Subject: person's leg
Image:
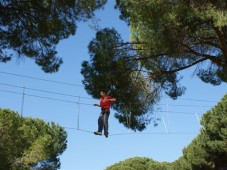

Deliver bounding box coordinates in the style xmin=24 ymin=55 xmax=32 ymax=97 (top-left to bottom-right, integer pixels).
xmin=103 ymin=110 xmax=110 ymax=137
xmin=94 ymin=112 xmax=104 ymax=135
xmin=98 ymin=113 xmax=104 ymax=133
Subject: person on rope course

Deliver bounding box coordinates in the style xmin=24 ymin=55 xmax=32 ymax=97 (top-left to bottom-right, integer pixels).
xmin=93 ymin=89 xmax=116 ymax=138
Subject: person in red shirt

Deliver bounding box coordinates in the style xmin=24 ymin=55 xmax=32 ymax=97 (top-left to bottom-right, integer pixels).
xmin=93 ymin=90 xmax=116 ymax=138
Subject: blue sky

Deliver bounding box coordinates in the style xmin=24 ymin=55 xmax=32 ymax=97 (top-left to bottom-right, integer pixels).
xmin=0 ymin=1 xmax=227 ymax=170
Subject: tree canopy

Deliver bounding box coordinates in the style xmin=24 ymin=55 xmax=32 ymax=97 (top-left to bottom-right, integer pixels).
xmin=115 ymin=0 xmax=227 ymax=88
xmin=81 ymin=28 xmax=159 ymax=131
xmin=105 ymin=157 xmax=170 ymax=170
xmin=81 ymin=0 xmax=227 ymax=130
xmin=182 ymin=93 xmax=227 ymax=170
xmin=0 ymin=109 xmax=67 ymax=170
xmin=106 ymin=93 xmax=227 ymax=170
xmin=0 ymin=0 xmax=107 ymax=72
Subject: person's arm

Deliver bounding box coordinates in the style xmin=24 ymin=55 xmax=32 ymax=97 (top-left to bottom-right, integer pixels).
xmin=93 ymin=104 xmax=101 ymax=107
xmin=106 ymin=97 xmax=116 ymax=102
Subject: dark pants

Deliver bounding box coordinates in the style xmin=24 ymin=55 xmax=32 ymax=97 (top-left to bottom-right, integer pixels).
xmin=98 ymin=109 xmax=110 ymax=134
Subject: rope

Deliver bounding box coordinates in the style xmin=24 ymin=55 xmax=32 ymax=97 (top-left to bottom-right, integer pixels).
xmin=109 ymin=132 xmax=197 ymax=136
xmin=63 ymin=127 xmax=198 ymax=136
xmin=0 ymin=79 xmax=214 ymax=137
xmin=63 ymin=127 xmax=94 ymax=134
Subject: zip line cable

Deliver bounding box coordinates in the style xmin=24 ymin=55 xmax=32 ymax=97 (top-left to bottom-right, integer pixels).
xmin=0 ymin=88 xmax=209 ymax=115
xmin=0 ymin=82 xmax=92 ymax=100
xmin=0 ymin=89 xmax=22 ymax=95
xmin=161 ymin=95 xmax=219 ymax=103
xmin=0 ymin=89 xmax=93 ymax=105
xmin=175 ymin=98 xmax=219 ymax=103
xmin=0 ymin=89 xmax=206 ymax=136
xmin=0 ymin=82 xmax=217 ymax=107
xmin=156 ymin=103 xmax=213 ymax=108
xmin=0 ymin=87 xmax=206 ymax=136
xmin=0 ymin=85 xmax=214 ymax=113
xmin=0 ymin=71 xmax=221 ymax=103
xmin=63 ymin=127 xmax=198 ymax=136
xmin=0 ymin=71 xmax=83 ymax=87
xmin=109 ymin=132 xmax=198 ymax=136
xmin=0 ymin=71 xmax=218 ymax=136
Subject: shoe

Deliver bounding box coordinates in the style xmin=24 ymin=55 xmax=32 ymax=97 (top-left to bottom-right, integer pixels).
xmin=94 ymin=131 xmax=102 ymax=136
xmin=104 ymin=132 xmax=108 ymax=138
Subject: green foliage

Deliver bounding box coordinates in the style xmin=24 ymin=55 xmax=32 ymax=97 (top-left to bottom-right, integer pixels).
xmin=0 ymin=0 xmax=107 ymax=72
xmin=106 ymin=157 xmax=153 ymax=170
xmin=82 ymin=1 xmax=227 ymax=130
xmin=147 ymin=161 xmax=170 ymax=170
xmin=0 ymin=109 xmax=67 ymax=170
xmin=81 ymin=28 xmax=159 ymax=131
xmin=106 ymin=157 xmax=171 ymax=170
xmin=183 ymin=136 xmax=212 ymax=169
xmin=172 ymin=157 xmax=192 ymax=170
xmin=115 ymin=0 xmax=227 ymax=97
xmin=182 ymin=93 xmax=227 ymax=169
xmin=106 ymin=93 xmax=227 ymax=170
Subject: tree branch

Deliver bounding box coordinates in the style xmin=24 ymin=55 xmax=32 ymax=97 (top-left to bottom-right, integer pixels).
xmin=211 ymin=22 xmax=227 ymax=59
xmin=119 ymin=41 xmax=147 ymax=46
xmin=179 ymin=41 xmax=224 ymax=65
xmin=197 ymin=37 xmax=221 ymax=49
xmin=161 ymin=57 xmax=208 ymax=74
xmin=0 ymin=5 xmax=15 ymax=11
xmin=116 ymin=47 xmax=148 ymax=51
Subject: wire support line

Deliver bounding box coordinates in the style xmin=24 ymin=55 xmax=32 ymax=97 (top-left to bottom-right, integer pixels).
xmin=0 ymin=71 xmax=221 ymax=103
xmin=155 ymin=110 xmax=203 ymax=115
xmin=77 ymin=129 xmax=94 ymax=134
xmin=172 ymin=98 xmax=218 ymax=103
xmin=109 ymin=132 xmax=198 ymax=136
xmin=26 ymin=94 xmax=93 ymax=106
xmin=63 ymin=127 xmax=198 ymax=136
xmin=63 ymin=127 xmax=94 ymax=134
xmin=0 ymin=82 xmax=218 ymax=108
xmin=0 ymin=89 xmax=210 ymax=114
xmin=0 ymin=82 xmax=93 ymax=100
xmin=0 ymin=71 xmax=83 ymax=87
xmin=63 ymin=127 xmax=78 ymax=130
xmin=161 ymin=96 xmax=219 ymax=103
xmin=0 ymin=89 xmax=93 ymax=105
xmin=156 ymin=103 xmax=213 ymax=108
xmin=25 ymin=94 xmax=79 ymax=104
xmin=0 ymin=89 xmax=23 ymax=95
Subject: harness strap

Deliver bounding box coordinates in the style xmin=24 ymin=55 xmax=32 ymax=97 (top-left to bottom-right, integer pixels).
xmin=101 ymin=108 xmax=110 ymax=114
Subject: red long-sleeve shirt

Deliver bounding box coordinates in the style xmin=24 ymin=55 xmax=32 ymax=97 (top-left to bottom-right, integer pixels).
xmin=100 ymin=96 xmax=114 ymax=109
